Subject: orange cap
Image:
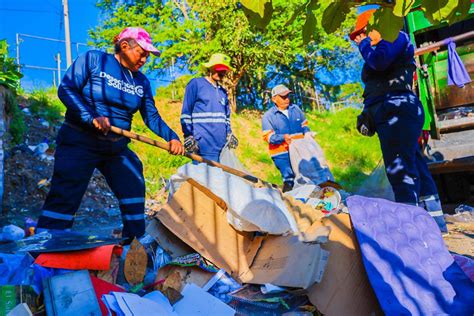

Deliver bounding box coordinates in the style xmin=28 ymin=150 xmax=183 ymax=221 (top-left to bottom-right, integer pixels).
xmin=349 ymin=9 xmax=377 ymax=41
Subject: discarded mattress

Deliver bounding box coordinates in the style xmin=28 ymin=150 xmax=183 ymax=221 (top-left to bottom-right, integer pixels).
xmin=169 ymin=163 xmax=298 ymax=234
xmin=347 ymin=195 xmax=474 ymax=316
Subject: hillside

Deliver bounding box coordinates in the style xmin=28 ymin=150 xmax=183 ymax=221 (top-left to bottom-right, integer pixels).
xmin=132 ymin=99 xmax=382 ymax=196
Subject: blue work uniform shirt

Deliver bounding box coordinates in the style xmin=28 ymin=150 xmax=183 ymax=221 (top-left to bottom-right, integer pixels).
xmin=180 ymin=77 xmax=232 ymax=156
xmin=359 ymin=31 xmax=416 ymax=106
xmin=262 ymin=104 xmax=310 ymax=157
xmin=58 ymin=50 xmax=179 ymax=142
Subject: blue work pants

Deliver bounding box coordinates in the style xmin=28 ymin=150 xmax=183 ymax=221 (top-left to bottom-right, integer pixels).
xmin=37 ymin=124 xmax=146 ymax=239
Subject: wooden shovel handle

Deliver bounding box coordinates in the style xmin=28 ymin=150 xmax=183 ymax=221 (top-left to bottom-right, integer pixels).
xmin=110 ymin=126 xmax=277 ymax=188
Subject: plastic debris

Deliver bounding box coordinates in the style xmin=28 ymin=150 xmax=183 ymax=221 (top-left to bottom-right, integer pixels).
xmin=0 ymin=253 xmax=34 ymax=286
xmin=43 ymin=270 xmax=101 ymax=316
xmin=6 ymin=303 xmax=32 ymax=316
xmin=0 ymin=286 xmax=38 ymax=316
xmin=0 ymin=225 xmax=25 ymax=242
xmin=445 ymin=204 xmax=474 ymax=223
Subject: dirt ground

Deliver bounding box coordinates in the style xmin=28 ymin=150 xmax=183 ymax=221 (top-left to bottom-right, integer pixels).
xmin=444 ymin=221 xmax=474 ymax=258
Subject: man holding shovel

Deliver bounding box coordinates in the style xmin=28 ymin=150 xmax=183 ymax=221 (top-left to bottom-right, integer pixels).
xmin=36 ymin=27 xmax=184 ymax=241
xmin=180 ymin=53 xmax=238 ymax=162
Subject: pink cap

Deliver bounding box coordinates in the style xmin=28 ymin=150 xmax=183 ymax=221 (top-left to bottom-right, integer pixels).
xmin=117 ymin=27 xmax=160 ymax=56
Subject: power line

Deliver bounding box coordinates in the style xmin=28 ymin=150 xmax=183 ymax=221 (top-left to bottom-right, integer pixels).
xmin=0 ymin=8 xmax=55 ymax=13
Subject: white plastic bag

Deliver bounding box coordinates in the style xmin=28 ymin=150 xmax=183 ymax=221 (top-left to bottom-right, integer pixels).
xmin=289 ymin=134 xmax=334 ymax=186
xmin=219 ymin=145 xmax=250 ymax=174
xmin=355 ymin=159 xmax=395 ymax=201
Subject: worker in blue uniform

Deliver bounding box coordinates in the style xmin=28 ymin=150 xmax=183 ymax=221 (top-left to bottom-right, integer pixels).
xmin=180 ymin=53 xmax=238 ymax=162
xmin=351 ymin=9 xmax=448 ymax=233
xmin=262 ymin=84 xmax=310 ymax=192
xmin=36 ymin=27 xmax=184 ymax=241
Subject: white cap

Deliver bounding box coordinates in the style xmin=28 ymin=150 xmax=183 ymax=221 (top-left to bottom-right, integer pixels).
xmin=271 ymin=84 xmax=292 ymax=97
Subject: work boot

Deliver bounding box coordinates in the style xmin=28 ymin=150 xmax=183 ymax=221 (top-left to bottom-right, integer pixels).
xmin=282 ymin=181 xmax=294 ymax=193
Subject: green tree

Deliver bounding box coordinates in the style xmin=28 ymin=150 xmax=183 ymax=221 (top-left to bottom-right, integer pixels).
xmin=242 ymin=0 xmax=472 ymax=42
xmin=91 ymin=0 xmax=356 ymax=111
xmin=0 ymin=40 xmax=23 ymax=91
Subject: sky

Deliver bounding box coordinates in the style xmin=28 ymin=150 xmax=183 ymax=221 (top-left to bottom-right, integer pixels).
xmin=1 ymin=0 xmax=101 ymax=91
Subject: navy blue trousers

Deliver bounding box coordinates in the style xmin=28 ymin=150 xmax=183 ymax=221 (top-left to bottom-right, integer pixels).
xmin=37 ymin=124 xmax=146 ymax=239
xmin=272 ymin=152 xmax=295 ymax=185
xmin=373 ymin=93 xmax=447 ymax=232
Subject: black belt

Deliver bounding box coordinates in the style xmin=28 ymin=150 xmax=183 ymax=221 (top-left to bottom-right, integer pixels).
xmin=63 ymin=121 xmax=125 ymax=142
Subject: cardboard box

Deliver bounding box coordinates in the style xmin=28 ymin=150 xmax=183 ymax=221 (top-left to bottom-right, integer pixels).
xmin=153 ymin=180 xmax=328 ymax=289
xmin=307 ymin=214 xmax=383 ymax=316
xmin=153 ymin=180 xmax=262 ymax=281
xmin=240 ymin=235 xmax=329 ymax=289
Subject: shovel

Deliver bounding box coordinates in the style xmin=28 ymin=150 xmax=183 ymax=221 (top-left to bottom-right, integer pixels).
xmin=110 ymin=126 xmax=278 ymax=188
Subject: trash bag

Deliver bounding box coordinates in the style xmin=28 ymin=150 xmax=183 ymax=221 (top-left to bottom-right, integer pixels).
xmin=169 ymin=163 xmax=299 ymax=234
xmin=289 ymin=133 xmax=334 ymax=187
xmin=0 ymin=253 xmax=34 ymax=286
xmin=355 ymin=159 xmax=395 ymax=201
xmin=219 ymin=145 xmax=250 ymax=174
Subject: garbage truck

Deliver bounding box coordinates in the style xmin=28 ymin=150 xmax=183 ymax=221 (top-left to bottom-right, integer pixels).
xmin=405 ymin=2 xmax=474 ymax=208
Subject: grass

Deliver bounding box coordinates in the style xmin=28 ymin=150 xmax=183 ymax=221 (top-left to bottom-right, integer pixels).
xmin=306 ymin=108 xmax=382 ymax=191
xmin=28 ymin=88 xmax=65 ymax=125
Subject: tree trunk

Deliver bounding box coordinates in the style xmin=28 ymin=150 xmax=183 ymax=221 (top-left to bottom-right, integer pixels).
xmin=227 ymin=67 xmax=246 ymax=113
xmin=297 ymin=80 xmax=318 ymax=111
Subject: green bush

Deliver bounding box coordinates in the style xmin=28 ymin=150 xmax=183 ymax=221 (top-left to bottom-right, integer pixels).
xmin=28 ymin=88 xmax=64 ymax=124
xmin=5 ymin=91 xmax=27 ymax=145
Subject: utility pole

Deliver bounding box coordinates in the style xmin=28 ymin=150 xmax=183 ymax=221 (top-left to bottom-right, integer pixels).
xmin=15 ymin=33 xmax=21 ymax=72
xmin=55 ymin=53 xmax=61 ymax=85
xmin=62 ymin=0 xmax=72 ymax=67
xmin=53 ymin=71 xmax=57 ymax=88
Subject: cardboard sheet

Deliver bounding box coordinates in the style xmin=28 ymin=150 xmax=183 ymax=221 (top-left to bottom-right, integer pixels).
xmin=153 ymin=181 xmax=262 ymax=281
xmin=239 ymin=235 xmax=329 ymax=289
xmin=307 ymin=213 xmax=383 ymax=316
xmin=146 ymin=220 xmax=193 ymax=258
xmin=35 ymin=245 xmax=122 ymax=271
xmin=155 ymin=265 xmax=214 ymax=301
xmin=124 ymin=239 xmax=147 ymax=286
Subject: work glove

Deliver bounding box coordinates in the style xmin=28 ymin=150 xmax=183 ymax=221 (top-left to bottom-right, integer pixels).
xmin=226 ymin=133 xmax=239 ymax=149
xmin=356 ymin=108 xmax=376 ymax=137
xmin=184 ymin=136 xmax=199 ymax=153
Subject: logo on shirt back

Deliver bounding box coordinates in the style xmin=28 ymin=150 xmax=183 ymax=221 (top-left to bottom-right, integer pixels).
xmin=99 ymin=71 xmax=144 ymax=97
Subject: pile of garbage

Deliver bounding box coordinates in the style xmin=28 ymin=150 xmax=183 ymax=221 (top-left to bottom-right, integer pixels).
xmin=1 ymin=163 xmax=473 ymax=315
